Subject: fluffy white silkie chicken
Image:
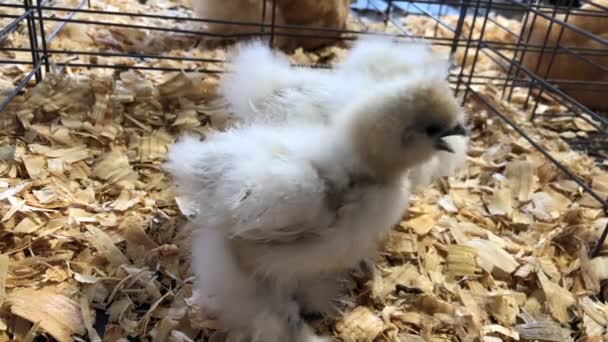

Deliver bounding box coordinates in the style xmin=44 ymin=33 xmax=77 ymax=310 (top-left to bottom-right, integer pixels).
xmin=164 ymin=74 xmax=468 ymax=341
xmin=220 ymin=36 xmax=469 ymax=192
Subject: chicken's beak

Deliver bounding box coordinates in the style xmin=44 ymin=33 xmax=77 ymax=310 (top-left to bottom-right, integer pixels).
xmin=434 ymin=123 xmax=468 ymax=153
xmin=434 ymin=139 xmax=454 ymax=153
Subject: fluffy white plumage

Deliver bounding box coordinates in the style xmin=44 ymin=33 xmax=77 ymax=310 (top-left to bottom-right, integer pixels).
xmin=221 ymin=36 xmax=448 ymax=125
xmin=220 ymin=42 xmax=332 ymax=126
xmin=220 ymin=36 xmax=469 ymax=192
xmin=167 ymin=126 xmax=407 ymax=342
xmin=166 ymin=71 xmax=467 ymax=340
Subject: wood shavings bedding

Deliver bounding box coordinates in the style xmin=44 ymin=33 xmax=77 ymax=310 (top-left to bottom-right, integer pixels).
xmin=0 ymin=1 xmax=607 ymax=341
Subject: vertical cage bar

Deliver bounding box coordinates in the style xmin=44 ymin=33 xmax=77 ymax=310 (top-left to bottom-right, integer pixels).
xmin=455 ymin=0 xmax=482 ymax=99
xmin=501 ymin=4 xmax=530 ymax=100
xmin=463 ymin=0 xmax=492 ymax=103
xmin=592 ymin=218 xmax=608 ymax=257
xmin=35 ymin=0 xmax=49 ymax=73
xmin=507 ymin=2 xmax=540 ymax=102
xmin=530 ymin=0 xmax=575 ymax=119
xmin=434 ymin=0 xmax=447 ymax=37
xmin=269 ymin=0 xmax=277 ymax=48
xmin=451 ymin=0 xmax=469 ymax=58
xmin=523 ymin=2 xmax=560 ymax=110
xmin=260 ymin=0 xmax=267 ymax=34
xmin=23 ymin=0 xmax=42 ymax=83
xmin=384 ymin=0 xmax=393 ymax=25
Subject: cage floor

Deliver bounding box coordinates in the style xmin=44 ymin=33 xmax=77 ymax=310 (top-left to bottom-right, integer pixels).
xmin=0 ymin=1 xmax=607 ymax=341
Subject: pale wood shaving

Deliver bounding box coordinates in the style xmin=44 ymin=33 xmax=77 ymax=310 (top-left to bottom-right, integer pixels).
xmin=537 ymin=270 xmax=576 ymax=324
xmin=5 ymin=288 xmax=86 ymax=342
xmin=335 ymin=306 xmax=386 ymax=342
xmin=0 ymin=255 xmax=7 ymax=306
xmin=466 ymin=238 xmax=519 ymax=275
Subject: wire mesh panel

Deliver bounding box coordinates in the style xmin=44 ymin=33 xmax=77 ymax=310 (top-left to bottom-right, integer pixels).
xmin=0 ymin=0 xmax=607 ymax=340
xmin=440 ymin=0 xmax=608 ymax=256
xmin=0 ymin=0 xmax=45 ymax=112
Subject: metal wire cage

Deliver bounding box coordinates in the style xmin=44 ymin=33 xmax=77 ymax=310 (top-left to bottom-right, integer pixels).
xmin=0 ymin=0 xmax=607 ymax=257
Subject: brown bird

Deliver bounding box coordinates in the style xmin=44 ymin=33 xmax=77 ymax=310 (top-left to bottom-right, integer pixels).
xmin=192 ymin=0 xmax=350 ymax=51
xmin=520 ymin=0 xmax=608 ymax=110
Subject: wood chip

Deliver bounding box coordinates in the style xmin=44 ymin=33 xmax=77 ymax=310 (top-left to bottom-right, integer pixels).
xmin=404 ymin=214 xmax=436 ymax=236
xmin=515 ymin=321 xmax=564 ymax=342
xmin=80 ymin=296 xmax=102 ymax=342
xmin=86 ymin=225 xmax=130 ymax=267
xmin=5 ymin=289 xmax=86 ymax=342
xmin=537 ymin=271 xmax=576 ymax=323
xmin=0 ymin=254 xmax=7 ymax=305
xmin=588 ymin=256 xmax=608 ymax=281
xmin=486 ymin=187 xmax=513 ymax=216
xmin=466 ymin=238 xmax=519 ymax=276
xmin=505 ymin=160 xmax=536 ymax=202
xmin=335 ymin=306 xmax=385 ymax=342
xmin=446 ymin=245 xmax=481 ymax=277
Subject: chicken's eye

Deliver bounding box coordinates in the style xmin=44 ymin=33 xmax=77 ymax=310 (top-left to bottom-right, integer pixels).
xmin=425 ymin=124 xmax=442 ymax=137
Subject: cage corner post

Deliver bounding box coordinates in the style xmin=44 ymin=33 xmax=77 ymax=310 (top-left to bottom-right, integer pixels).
xmin=23 ymin=0 xmax=42 ymax=84
xmin=35 ymin=0 xmax=50 ymax=76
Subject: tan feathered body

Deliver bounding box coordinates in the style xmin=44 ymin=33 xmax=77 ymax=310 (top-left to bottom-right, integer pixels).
xmin=521 ymin=0 xmax=608 ymax=110
xmin=192 ymin=0 xmax=350 ymax=50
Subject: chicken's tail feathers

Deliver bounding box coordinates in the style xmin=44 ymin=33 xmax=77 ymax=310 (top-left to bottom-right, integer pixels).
xmin=220 ymin=40 xmax=294 ymax=122
xmin=338 ymin=35 xmax=450 ymax=81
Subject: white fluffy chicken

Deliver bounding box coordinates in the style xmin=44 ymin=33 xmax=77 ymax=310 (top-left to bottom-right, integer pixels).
xmin=165 ymin=72 xmax=468 ymax=341
xmin=220 ymin=36 xmax=469 ymax=192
